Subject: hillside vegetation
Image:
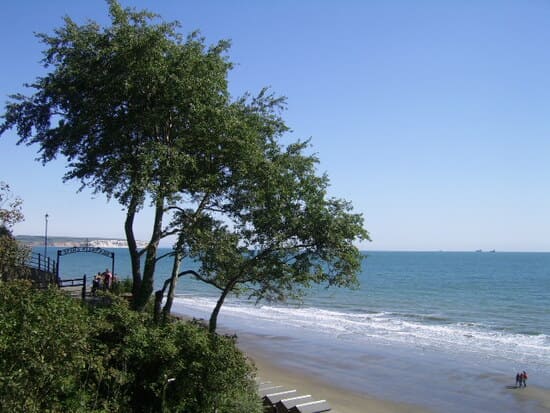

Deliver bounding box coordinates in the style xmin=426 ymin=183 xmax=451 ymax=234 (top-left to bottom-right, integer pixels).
xmin=0 ymin=281 xmax=262 ymax=413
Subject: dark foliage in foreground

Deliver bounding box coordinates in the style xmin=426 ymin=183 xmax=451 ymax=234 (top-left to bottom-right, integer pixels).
xmin=0 ymin=281 xmax=262 ymax=413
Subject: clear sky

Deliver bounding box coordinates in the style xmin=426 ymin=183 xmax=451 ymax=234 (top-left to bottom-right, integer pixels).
xmin=1 ymin=0 xmax=550 ymax=251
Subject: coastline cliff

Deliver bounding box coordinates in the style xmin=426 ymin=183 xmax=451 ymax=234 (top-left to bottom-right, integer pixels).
xmin=16 ymin=235 xmax=148 ymax=249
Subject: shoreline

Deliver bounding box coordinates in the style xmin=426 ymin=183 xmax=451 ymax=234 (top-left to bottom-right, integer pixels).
xmin=169 ymin=281 xmax=550 ymax=413
xmin=235 ymin=331 xmax=550 ymax=413
xmin=177 ymin=306 xmax=550 ymax=413
xmin=239 ymin=337 xmax=433 ymax=413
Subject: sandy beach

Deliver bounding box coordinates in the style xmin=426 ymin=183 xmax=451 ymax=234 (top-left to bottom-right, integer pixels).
xmin=175 ymin=310 xmax=550 ymax=412
xmin=237 ymin=332 xmax=550 ymax=413
xmin=243 ymin=343 xmax=432 ymax=413
xmin=167 ymin=250 xmax=550 ymax=413
xmin=171 ymin=295 xmax=550 ymax=413
xmin=219 ymin=324 xmax=549 ymax=413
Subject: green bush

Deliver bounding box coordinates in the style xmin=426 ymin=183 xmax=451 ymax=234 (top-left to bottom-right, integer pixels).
xmin=110 ymin=276 xmax=133 ymax=296
xmin=0 ymin=231 xmax=31 ymax=281
xmin=0 ymin=281 xmax=91 ymax=412
xmin=87 ymin=300 xmax=262 ymax=413
xmin=0 ymin=282 xmax=262 ymax=413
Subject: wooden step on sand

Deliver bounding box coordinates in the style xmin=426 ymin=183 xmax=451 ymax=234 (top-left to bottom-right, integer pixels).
xmin=259 ymin=384 xmax=285 ymax=397
xmin=259 ymin=381 xmax=331 ymax=413
xmin=288 ymin=400 xmax=331 ymax=413
xmin=275 ymin=395 xmax=313 ymax=412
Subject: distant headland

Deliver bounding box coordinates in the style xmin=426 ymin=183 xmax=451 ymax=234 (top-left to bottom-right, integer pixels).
xmin=16 ymin=235 xmax=148 ymax=249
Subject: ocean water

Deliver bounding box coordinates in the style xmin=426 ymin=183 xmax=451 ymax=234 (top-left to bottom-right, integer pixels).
xmin=47 ymin=248 xmax=550 ymax=369
xmin=42 ymin=248 xmax=550 ymax=411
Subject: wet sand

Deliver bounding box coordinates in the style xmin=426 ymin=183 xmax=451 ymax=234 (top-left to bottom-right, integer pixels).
xmin=234 ymin=330 xmax=550 ymax=413
xmin=174 ymin=310 xmax=550 ymax=413
xmin=509 ymin=385 xmax=550 ymax=413
xmin=246 ymin=345 xmax=433 ymax=413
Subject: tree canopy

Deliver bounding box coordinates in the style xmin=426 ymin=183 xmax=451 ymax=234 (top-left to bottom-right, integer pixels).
xmin=0 ymin=182 xmax=24 ymax=231
xmin=1 ymin=0 xmax=369 ymax=318
xmin=1 ymin=0 xmax=280 ymax=310
xmin=163 ymin=139 xmax=368 ymax=332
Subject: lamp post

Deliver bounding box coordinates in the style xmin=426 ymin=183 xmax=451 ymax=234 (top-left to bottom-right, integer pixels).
xmin=161 ymin=377 xmax=176 ymax=412
xmin=44 ymin=213 xmax=49 ymax=259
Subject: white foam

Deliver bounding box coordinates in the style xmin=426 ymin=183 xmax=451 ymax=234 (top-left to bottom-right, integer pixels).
xmin=171 ymin=295 xmax=550 ymax=369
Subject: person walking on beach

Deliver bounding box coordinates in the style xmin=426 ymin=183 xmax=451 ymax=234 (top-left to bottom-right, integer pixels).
xmin=521 ymin=371 xmax=528 ymax=388
xmin=515 ymin=372 xmax=521 ymax=388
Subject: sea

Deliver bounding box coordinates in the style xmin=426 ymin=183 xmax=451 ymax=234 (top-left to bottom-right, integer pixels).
xmin=41 ymin=248 xmax=550 ymax=412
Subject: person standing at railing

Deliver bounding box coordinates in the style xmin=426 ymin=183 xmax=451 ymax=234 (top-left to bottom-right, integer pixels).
xmin=102 ymin=268 xmax=113 ymax=290
xmin=92 ymin=272 xmax=102 ymax=295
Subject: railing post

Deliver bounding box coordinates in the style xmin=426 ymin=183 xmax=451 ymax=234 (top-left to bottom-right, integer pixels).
xmin=81 ymin=275 xmax=87 ymax=301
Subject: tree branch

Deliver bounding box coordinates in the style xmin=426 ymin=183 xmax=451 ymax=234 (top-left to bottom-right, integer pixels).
xmin=156 ymin=250 xmax=175 ymax=262
xmin=192 ymin=272 xmax=224 ymax=291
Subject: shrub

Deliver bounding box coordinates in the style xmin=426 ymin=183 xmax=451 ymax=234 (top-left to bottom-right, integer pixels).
xmin=111 ymin=276 xmax=133 ymax=296
xmin=0 ymin=281 xmax=91 ymax=412
xmin=0 ymin=282 xmax=262 ymax=412
xmin=0 ymin=230 xmax=31 ymax=281
xmin=87 ymin=300 xmax=262 ymax=413
xmin=0 ymin=182 xmax=30 ymax=282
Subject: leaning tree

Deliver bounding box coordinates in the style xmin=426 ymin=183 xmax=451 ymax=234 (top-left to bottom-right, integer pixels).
xmin=153 ymin=99 xmax=369 ymax=331
xmin=1 ymin=1 xmax=282 ymax=310
xmin=2 ymin=1 xmax=369 ymax=315
xmin=165 ymin=139 xmax=369 ymax=333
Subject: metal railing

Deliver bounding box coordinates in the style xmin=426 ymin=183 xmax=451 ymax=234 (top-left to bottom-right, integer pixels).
xmin=26 ymin=252 xmax=57 ymax=275
xmin=58 ymin=275 xmax=87 ymax=301
xmin=19 ymin=252 xmax=87 ymax=300
xmin=23 ymin=252 xmax=57 ymax=287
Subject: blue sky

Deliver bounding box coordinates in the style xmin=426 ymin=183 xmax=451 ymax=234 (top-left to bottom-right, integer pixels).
xmin=1 ymin=0 xmax=550 ymax=251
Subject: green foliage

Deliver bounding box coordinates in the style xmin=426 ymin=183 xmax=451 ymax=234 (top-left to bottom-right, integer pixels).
xmin=0 ymin=281 xmax=91 ymax=412
xmin=110 ymin=276 xmax=133 ymax=295
xmin=0 ymin=282 xmax=262 ymax=412
xmin=0 ymin=183 xmax=31 ymax=281
xmin=0 ymin=233 xmax=31 ymax=282
xmin=86 ymin=299 xmax=261 ymax=412
xmin=0 ymin=0 xmax=272 ymax=312
xmin=0 ymin=182 xmax=24 ymax=229
xmin=1 ymin=0 xmax=369 ymax=331
xmin=168 ymin=137 xmax=369 ymax=332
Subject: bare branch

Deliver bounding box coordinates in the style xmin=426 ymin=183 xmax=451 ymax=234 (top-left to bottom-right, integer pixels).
xmin=156 ymin=250 xmax=175 ymax=262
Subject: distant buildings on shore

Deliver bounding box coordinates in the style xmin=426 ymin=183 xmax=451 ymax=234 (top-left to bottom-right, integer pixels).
xmin=16 ymin=235 xmax=148 ymax=249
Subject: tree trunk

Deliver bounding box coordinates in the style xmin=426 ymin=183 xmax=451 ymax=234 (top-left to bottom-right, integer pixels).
xmin=153 ymin=289 xmax=164 ymax=324
xmin=162 ymin=249 xmax=183 ymax=323
xmin=125 ymin=196 xmax=142 ymax=300
xmin=134 ymin=195 xmax=164 ymax=311
xmin=209 ymin=281 xmax=235 ymax=333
